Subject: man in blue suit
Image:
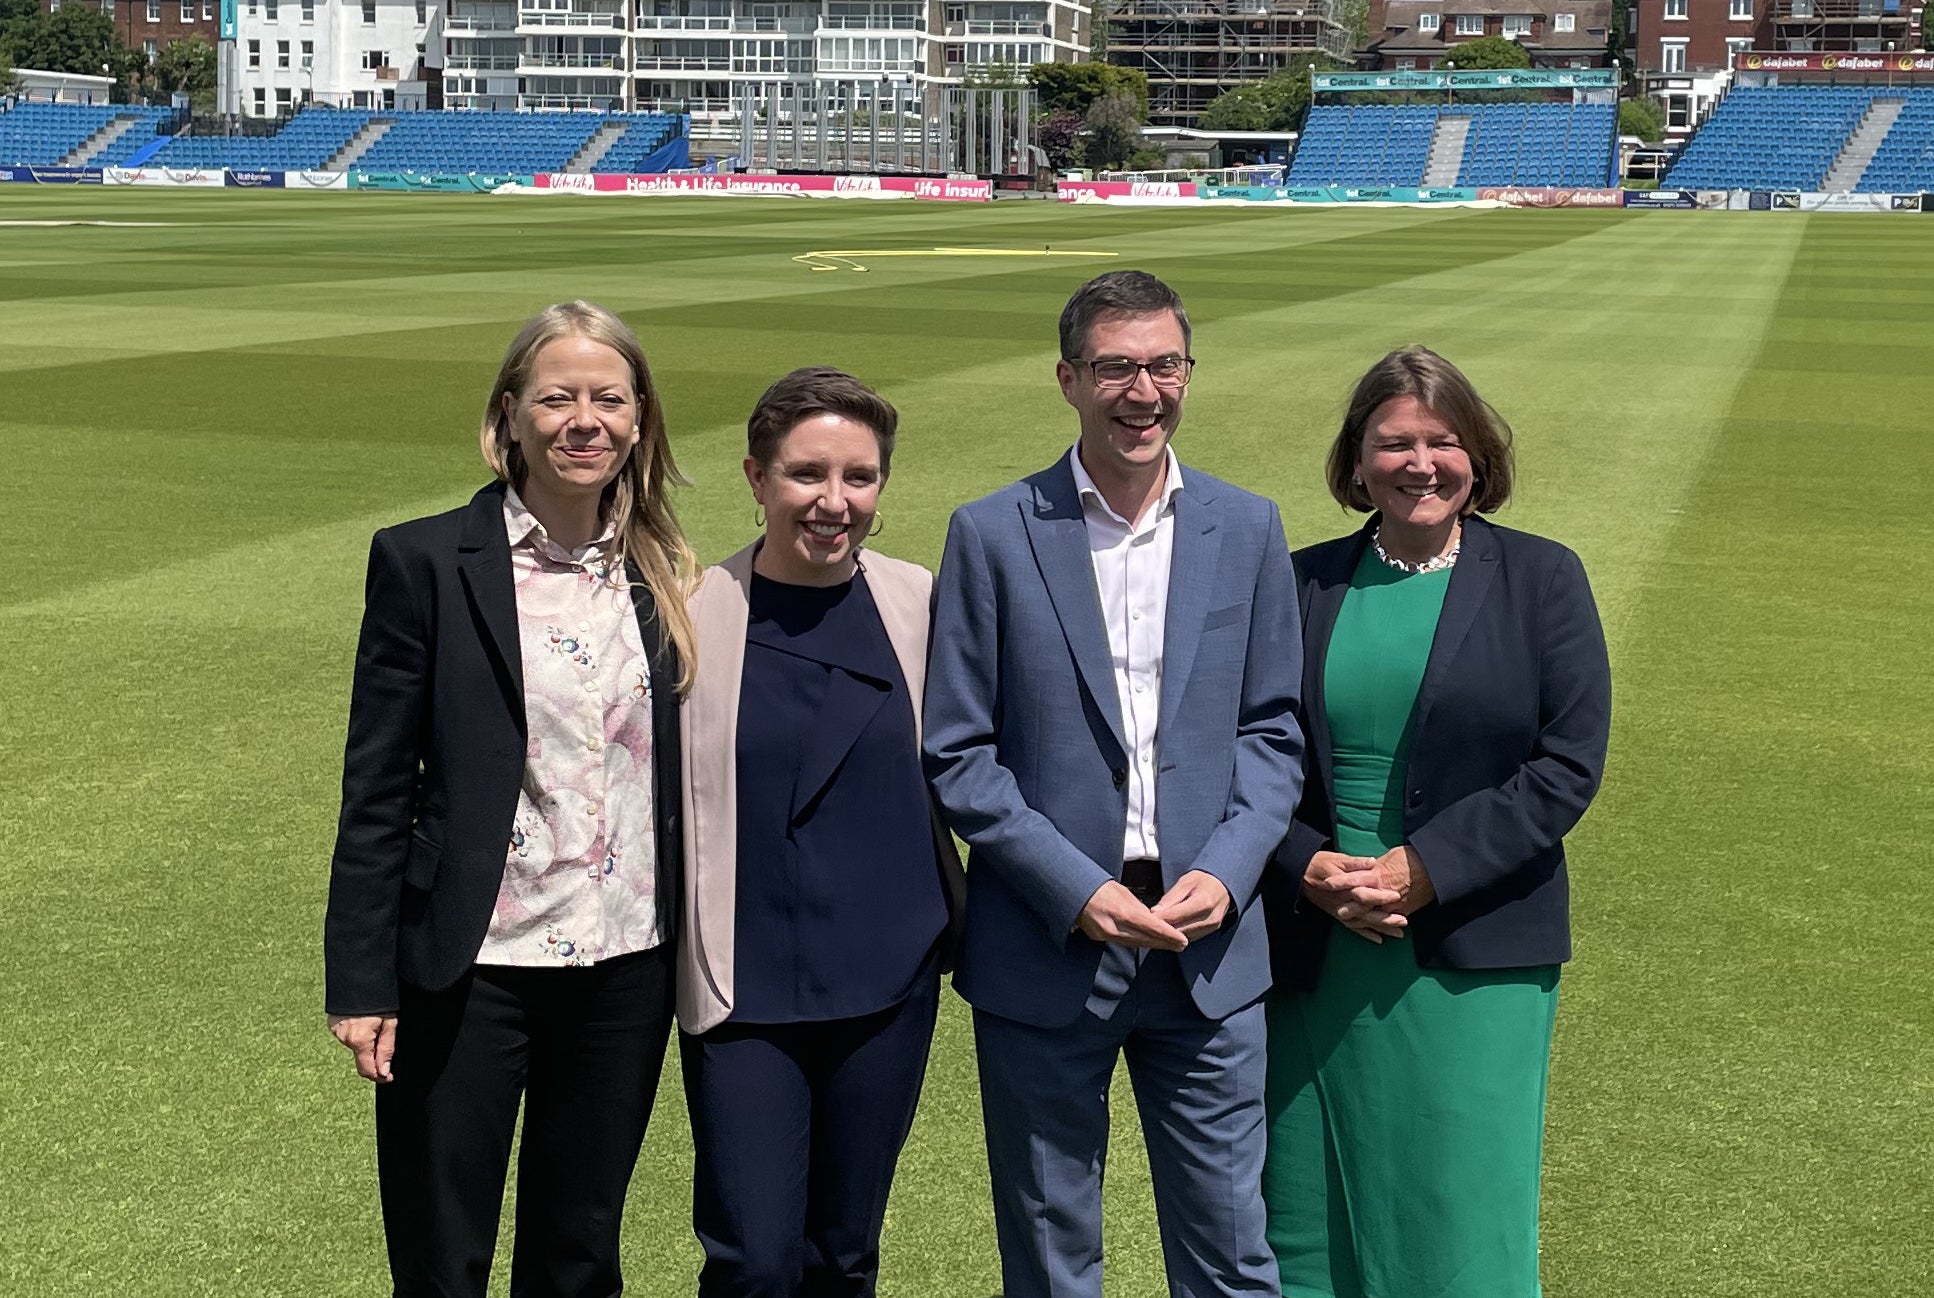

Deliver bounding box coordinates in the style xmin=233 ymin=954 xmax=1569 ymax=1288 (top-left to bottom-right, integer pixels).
xmin=924 ymin=271 xmax=1305 ymax=1298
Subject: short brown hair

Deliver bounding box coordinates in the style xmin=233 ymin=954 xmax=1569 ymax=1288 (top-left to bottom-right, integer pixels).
xmin=1327 ymin=346 xmax=1514 ymax=515
xmin=747 ymin=367 xmax=899 ymax=475
xmin=1058 ymin=270 xmax=1191 ymax=361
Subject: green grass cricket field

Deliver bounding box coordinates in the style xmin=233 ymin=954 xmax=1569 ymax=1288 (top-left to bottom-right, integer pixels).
xmin=0 ymin=188 xmax=1928 ymax=1296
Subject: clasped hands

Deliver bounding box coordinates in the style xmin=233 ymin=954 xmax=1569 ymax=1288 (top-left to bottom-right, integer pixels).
xmin=1077 ymin=869 xmax=1231 ymax=951
xmin=1302 ymin=846 xmax=1434 ymax=944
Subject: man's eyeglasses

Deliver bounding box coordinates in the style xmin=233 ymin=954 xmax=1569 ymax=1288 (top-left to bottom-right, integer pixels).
xmin=1071 ymin=356 xmax=1196 ymax=390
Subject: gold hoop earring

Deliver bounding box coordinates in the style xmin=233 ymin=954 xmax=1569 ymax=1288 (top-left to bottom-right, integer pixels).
xmin=753 ymin=505 xmax=766 ymax=528
xmin=868 ymin=513 xmax=884 ymax=538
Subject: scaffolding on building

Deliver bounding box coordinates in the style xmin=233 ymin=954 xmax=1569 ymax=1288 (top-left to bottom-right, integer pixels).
xmin=1769 ymin=0 xmax=1917 ymax=52
xmin=1105 ymin=0 xmax=1354 ymax=127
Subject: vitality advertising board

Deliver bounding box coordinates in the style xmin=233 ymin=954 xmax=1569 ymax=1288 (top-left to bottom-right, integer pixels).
xmin=1055 ymin=180 xmax=1200 ymax=202
xmin=1476 ymin=187 xmax=1624 ymax=207
xmin=536 ymin=173 xmax=991 ymax=201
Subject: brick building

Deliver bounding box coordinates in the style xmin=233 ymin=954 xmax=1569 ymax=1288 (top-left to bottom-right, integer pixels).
xmin=1363 ymin=0 xmax=1614 ymax=69
xmin=43 ymin=0 xmax=220 ymax=63
xmin=1631 ymin=0 xmax=1926 ymax=137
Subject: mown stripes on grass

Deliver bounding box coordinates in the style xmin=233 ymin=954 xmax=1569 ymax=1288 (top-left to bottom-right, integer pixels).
xmin=0 ymin=192 xmax=1925 ymax=1296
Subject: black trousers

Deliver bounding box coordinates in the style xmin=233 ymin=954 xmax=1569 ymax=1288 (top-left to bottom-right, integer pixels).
xmin=375 ymin=945 xmax=675 ymax=1298
xmin=680 ymin=973 xmax=940 ymax=1298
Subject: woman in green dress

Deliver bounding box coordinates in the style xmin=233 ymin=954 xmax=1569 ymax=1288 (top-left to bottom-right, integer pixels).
xmin=1261 ymin=346 xmax=1612 ymax=1298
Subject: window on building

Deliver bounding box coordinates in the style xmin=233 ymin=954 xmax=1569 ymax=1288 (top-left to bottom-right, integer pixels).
xmin=202 ymin=0 xmax=212 ymax=16
xmin=277 ymin=39 xmax=290 ymax=66
xmin=180 ymin=0 xmax=192 ymax=19
xmin=1729 ymin=0 xmax=1752 ymax=15
xmin=248 ymin=37 xmax=261 ymax=64
xmin=276 ymin=87 xmax=292 ymax=113
xmin=362 ymin=0 xmax=376 ymax=21
xmin=147 ymin=0 xmax=159 ymax=18
xmin=1554 ymin=11 xmax=1574 ymax=30
xmin=1502 ymin=14 xmax=1531 ymax=36
xmin=302 ymin=0 xmax=313 ymax=17
xmin=266 ymin=0 xmax=278 ymax=19
xmin=416 ymin=0 xmax=426 ymax=19
xmin=1455 ymin=13 xmax=1483 ymax=33
xmin=1396 ymin=56 xmax=1416 ymax=69
xmin=102 ymin=0 xmax=115 ymax=17
xmin=362 ymin=49 xmax=391 ymax=68
xmin=144 ymin=37 xmax=157 ymax=55
xmin=1661 ymin=39 xmax=1686 ymax=71
xmin=1417 ymin=11 xmax=1439 ymax=30
xmin=48 ymin=0 xmax=59 ymax=10
xmin=1726 ymin=36 xmax=1751 ymax=60
xmin=253 ymin=87 xmax=266 ymax=115
xmin=301 ymin=38 xmax=313 ymax=65
xmin=1664 ymin=0 xmax=1686 ymax=16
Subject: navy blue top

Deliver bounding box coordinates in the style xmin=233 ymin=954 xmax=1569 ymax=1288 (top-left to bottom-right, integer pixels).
xmin=731 ymin=569 xmax=949 ymax=1023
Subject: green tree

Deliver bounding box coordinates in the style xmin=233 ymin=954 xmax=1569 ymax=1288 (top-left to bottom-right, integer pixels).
xmin=1037 ymin=106 xmax=1083 ymax=171
xmin=1617 ymin=95 xmax=1666 ymax=141
xmin=3 ymin=5 xmax=142 ymax=96
xmin=1444 ymin=35 xmax=1534 ymax=69
xmin=1028 ymin=62 xmax=1149 ymax=120
xmin=1201 ymin=72 xmax=1312 ymax=133
xmin=152 ymin=35 xmax=216 ymax=112
xmin=1083 ymin=88 xmax=1143 ymax=169
xmin=0 ymin=47 xmax=18 ymax=97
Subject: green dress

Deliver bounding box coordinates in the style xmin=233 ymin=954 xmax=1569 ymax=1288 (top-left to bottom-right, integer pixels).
xmin=1262 ymin=548 xmax=1560 ymax=1298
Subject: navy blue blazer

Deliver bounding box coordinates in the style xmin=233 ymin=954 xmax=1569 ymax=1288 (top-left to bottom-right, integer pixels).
xmin=1263 ymin=514 xmax=1610 ymax=990
xmin=926 ymin=455 xmax=1305 ymax=1029
xmin=323 ymin=482 xmax=684 ymax=1016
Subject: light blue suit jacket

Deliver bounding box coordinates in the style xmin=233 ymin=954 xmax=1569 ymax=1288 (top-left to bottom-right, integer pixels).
xmin=924 ymin=453 xmax=1306 ymax=1029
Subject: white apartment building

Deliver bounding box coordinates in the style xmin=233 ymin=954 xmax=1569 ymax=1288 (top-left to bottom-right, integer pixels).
xmin=443 ymin=0 xmax=1089 ymax=116
xmin=233 ymin=0 xmax=443 ymax=116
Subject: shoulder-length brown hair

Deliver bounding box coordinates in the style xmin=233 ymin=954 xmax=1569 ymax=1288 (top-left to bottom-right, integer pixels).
xmin=479 ymin=301 xmax=699 ymax=692
xmin=1326 ymin=346 xmax=1515 ymax=516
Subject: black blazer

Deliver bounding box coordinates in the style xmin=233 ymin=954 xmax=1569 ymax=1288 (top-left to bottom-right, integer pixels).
xmin=1263 ymin=514 xmax=1610 ymax=990
xmin=323 ymin=482 xmax=684 ymax=1017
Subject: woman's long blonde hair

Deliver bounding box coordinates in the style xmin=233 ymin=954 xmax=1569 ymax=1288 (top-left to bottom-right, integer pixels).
xmin=479 ymin=301 xmax=698 ymax=693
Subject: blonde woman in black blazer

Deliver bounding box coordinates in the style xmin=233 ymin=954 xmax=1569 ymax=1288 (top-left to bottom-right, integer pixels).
xmin=324 ymin=302 xmax=697 ymax=1298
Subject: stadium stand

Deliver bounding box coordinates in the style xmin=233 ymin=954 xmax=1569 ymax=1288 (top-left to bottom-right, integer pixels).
xmin=1456 ymin=103 xmax=1618 ymax=188
xmin=0 ymin=104 xmax=176 ymax=166
xmin=1289 ymin=101 xmax=1615 ymax=188
xmin=0 ymin=106 xmax=693 ymax=176
xmin=1663 ymin=86 xmax=1934 ymax=192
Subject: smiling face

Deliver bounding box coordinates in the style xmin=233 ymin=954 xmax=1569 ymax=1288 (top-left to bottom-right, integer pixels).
xmin=500 ymin=335 xmax=640 ymax=512
xmin=745 ymin=413 xmax=884 ymax=587
xmin=1056 ymin=309 xmax=1189 ymax=490
xmin=1356 ymin=394 xmax=1475 ymax=538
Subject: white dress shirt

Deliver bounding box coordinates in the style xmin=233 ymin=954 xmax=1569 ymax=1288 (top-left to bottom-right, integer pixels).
xmin=1069 ymin=444 xmax=1184 ymax=863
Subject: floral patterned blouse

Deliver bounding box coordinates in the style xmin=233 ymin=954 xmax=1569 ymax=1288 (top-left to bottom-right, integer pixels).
xmin=475 ymin=488 xmax=662 ymax=967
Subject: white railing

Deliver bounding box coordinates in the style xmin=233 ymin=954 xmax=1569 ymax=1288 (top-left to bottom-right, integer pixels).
xmin=819 ymin=13 xmax=923 ymax=27
xmin=632 ymin=14 xmax=731 ymax=26
xmin=950 ymin=18 xmax=1049 ymax=34
xmin=633 ymin=55 xmax=733 ymax=69
xmin=518 ymin=10 xmax=625 ymax=26
xmin=519 ymin=92 xmax=623 ymax=108
xmin=520 ymin=52 xmax=627 ymax=67
xmin=446 ymin=53 xmax=521 ymax=68
xmin=444 ymin=15 xmax=517 ymax=29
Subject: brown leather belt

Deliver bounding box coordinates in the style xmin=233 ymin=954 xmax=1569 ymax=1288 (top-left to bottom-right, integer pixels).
xmin=1120 ymin=859 xmax=1164 ymax=905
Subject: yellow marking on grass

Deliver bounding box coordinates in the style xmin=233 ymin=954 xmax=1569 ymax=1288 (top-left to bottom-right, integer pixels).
xmin=793 ymin=246 xmax=1119 ymax=273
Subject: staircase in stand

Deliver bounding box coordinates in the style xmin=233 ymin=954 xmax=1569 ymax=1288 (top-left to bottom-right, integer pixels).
xmin=61 ymin=116 xmax=141 ymax=166
xmin=327 ymin=118 xmax=394 ymax=171
xmin=1425 ymin=115 xmax=1470 ymax=186
xmin=1821 ymin=98 xmax=1904 ymax=191
xmin=565 ymin=122 xmax=627 ymax=174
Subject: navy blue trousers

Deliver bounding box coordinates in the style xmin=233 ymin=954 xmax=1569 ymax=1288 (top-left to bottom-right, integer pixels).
xmin=973 ymin=950 xmax=1277 ymax=1298
xmin=374 ymin=946 xmax=674 ymax=1298
xmin=680 ymin=974 xmax=939 ymax=1298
